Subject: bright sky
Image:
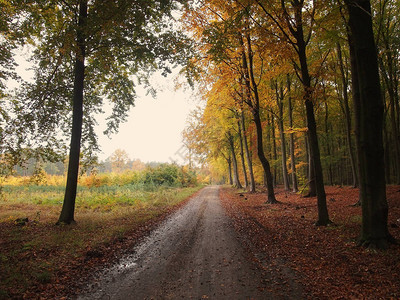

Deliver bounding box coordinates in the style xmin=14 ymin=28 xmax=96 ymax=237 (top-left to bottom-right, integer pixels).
xmin=96 ymin=73 xmax=200 ymax=163
xmin=12 ymin=51 xmax=201 ymax=165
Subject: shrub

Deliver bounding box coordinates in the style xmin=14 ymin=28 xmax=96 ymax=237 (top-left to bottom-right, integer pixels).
xmin=143 ymin=164 xmax=180 ymax=186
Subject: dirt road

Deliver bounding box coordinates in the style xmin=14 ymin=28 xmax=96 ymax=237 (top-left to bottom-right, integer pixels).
xmin=79 ymin=186 xmax=295 ymax=299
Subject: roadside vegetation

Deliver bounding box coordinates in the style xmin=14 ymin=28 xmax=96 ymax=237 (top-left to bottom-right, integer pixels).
xmin=0 ymin=163 xmax=203 ymax=299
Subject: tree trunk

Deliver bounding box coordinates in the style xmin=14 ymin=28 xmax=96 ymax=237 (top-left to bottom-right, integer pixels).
xmin=239 ymin=32 xmax=276 ymax=202
xmin=287 ymin=75 xmax=298 ymax=192
xmin=241 ymin=111 xmax=256 ymax=192
xmin=380 ymin=50 xmax=400 ymax=184
xmin=324 ymin=101 xmax=334 ymax=186
xmin=254 ymin=112 xmax=277 ymax=203
xmin=228 ymin=133 xmax=242 ymax=189
xmin=304 ymin=134 xmax=316 ymax=197
xmin=293 ymin=2 xmax=330 ymax=225
xmin=346 ymin=0 xmax=393 ymax=248
xmin=57 ymin=0 xmax=87 ymax=225
xmin=276 ymin=84 xmax=290 ymax=190
xmin=305 ymin=97 xmax=330 ymax=225
xmin=237 ymin=120 xmax=248 ymax=188
xmin=384 ymin=120 xmax=391 ymax=183
xmin=348 ymin=32 xmax=362 ymax=205
xmin=227 ymin=155 xmax=233 ymax=185
xmin=337 ymin=42 xmax=358 ymax=188
xmin=270 ymin=112 xmax=278 ymax=187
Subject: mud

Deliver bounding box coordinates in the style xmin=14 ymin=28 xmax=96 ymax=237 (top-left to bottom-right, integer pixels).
xmin=78 ymin=186 xmax=289 ymax=299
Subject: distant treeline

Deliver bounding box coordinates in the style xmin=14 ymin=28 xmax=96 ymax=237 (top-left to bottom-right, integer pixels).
xmin=6 ymin=163 xmax=200 ymax=189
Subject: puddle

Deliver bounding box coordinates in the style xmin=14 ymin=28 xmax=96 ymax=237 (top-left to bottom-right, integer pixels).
xmin=116 ymin=260 xmax=137 ymax=271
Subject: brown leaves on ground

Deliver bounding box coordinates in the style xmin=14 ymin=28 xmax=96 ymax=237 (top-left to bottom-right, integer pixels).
xmin=220 ymin=185 xmax=400 ymax=299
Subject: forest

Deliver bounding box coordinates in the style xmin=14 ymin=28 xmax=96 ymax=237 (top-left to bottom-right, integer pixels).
xmin=1 ymin=0 xmax=400 ymax=298
xmin=181 ymin=0 xmax=397 ymax=244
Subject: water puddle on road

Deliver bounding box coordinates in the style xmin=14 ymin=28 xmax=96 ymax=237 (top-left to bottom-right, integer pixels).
xmin=116 ymin=259 xmax=137 ymax=272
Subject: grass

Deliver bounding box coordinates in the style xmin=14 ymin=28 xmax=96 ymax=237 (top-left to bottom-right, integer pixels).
xmin=0 ymin=182 xmax=203 ymax=299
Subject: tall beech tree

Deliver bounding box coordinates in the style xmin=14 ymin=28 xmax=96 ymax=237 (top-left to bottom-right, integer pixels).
xmin=59 ymin=0 xmax=88 ymax=224
xmin=255 ymin=0 xmax=330 ymax=224
xmin=345 ymin=0 xmax=395 ymax=248
xmin=287 ymin=75 xmax=299 ymax=192
xmin=227 ymin=131 xmax=243 ymax=188
xmin=240 ymin=109 xmax=256 ymax=192
xmin=239 ymin=31 xmax=277 ymax=203
xmin=15 ymin=0 xmax=192 ymax=224
xmin=236 ymin=116 xmax=249 ymax=188
xmin=374 ymin=0 xmax=400 ymax=184
xmin=335 ymin=41 xmax=358 ymax=188
xmin=273 ymin=79 xmax=290 ymax=191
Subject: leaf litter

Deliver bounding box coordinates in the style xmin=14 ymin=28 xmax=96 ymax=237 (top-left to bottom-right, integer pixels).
xmin=220 ymin=185 xmax=400 ymax=299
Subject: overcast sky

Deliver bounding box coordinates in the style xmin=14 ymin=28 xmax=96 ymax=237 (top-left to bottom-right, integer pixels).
xmin=96 ymin=73 xmax=200 ymax=163
xmin=12 ymin=50 xmax=201 ymax=165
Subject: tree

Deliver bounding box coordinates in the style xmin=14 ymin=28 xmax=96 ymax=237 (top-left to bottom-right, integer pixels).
xmin=345 ymin=0 xmax=395 ymax=248
xmin=131 ymin=159 xmax=146 ymax=171
xmin=0 ymin=0 xmax=20 ymax=97
xmin=236 ymin=116 xmax=248 ymax=188
xmin=374 ymin=0 xmax=400 ymax=184
xmin=239 ymin=27 xmax=277 ymax=203
xmin=273 ymin=79 xmax=290 ymax=191
xmin=240 ymin=109 xmax=256 ymax=192
xmin=335 ymin=41 xmax=358 ymax=188
xmin=255 ymin=0 xmax=330 ymax=224
xmin=227 ymin=131 xmax=243 ymax=188
xmin=58 ymin=0 xmax=88 ymax=225
xmin=182 ymin=0 xmax=278 ymax=201
xmin=12 ymin=0 xmax=192 ymax=224
xmin=287 ymin=75 xmax=299 ymax=192
xmin=110 ymin=149 xmax=130 ymax=173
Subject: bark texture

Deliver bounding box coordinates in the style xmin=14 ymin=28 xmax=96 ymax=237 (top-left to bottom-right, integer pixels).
xmin=58 ymin=0 xmax=87 ymax=224
xmin=346 ymin=0 xmax=393 ymax=248
xmin=241 ymin=111 xmax=256 ymax=192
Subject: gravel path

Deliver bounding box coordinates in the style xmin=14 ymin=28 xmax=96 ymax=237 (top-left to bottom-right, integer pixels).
xmin=78 ymin=186 xmax=279 ymax=299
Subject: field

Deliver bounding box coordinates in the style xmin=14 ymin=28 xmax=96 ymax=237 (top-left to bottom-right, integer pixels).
xmin=0 ymin=172 xmax=202 ymax=299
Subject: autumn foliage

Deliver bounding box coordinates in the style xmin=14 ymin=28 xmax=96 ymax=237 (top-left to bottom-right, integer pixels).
xmin=220 ymin=186 xmax=400 ymax=298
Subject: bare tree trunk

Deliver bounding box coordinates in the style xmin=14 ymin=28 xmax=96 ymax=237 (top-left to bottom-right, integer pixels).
xmin=227 ymin=155 xmax=233 ymax=185
xmin=380 ymin=54 xmax=400 ymax=184
xmin=241 ymin=111 xmax=256 ymax=192
xmin=57 ymin=0 xmax=87 ymax=225
xmin=254 ymin=113 xmax=276 ymax=202
xmin=275 ymin=83 xmax=290 ymax=190
xmin=292 ymin=1 xmax=330 ymax=225
xmin=270 ymin=112 xmax=278 ymax=187
xmin=237 ymin=120 xmax=248 ymax=188
xmin=228 ymin=133 xmax=242 ymax=189
xmin=287 ymin=75 xmax=298 ymax=192
xmin=337 ymin=42 xmax=358 ymax=187
xmin=324 ymin=101 xmax=334 ymax=186
xmin=239 ymin=32 xmax=276 ymax=202
xmin=304 ymin=132 xmax=316 ymax=197
xmin=346 ymin=0 xmax=394 ymax=248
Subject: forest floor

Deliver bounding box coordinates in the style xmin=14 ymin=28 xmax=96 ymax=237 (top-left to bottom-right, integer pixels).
xmin=1 ymin=185 xmax=399 ymax=299
xmin=0 ymin=186 xmax=202 ymax=299
xmin=220 ymin=185 xmax=400 ymax=299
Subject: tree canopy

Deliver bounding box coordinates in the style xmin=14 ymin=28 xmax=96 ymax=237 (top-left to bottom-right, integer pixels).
xmin=181 ymin=0 xmax=397 ymax=247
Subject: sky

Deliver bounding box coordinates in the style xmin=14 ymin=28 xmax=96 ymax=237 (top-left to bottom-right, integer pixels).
xmin=12 ymin=51 xmax=201 ymax=165
xmin=96 ymin=74 xmax=200 ymax=164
